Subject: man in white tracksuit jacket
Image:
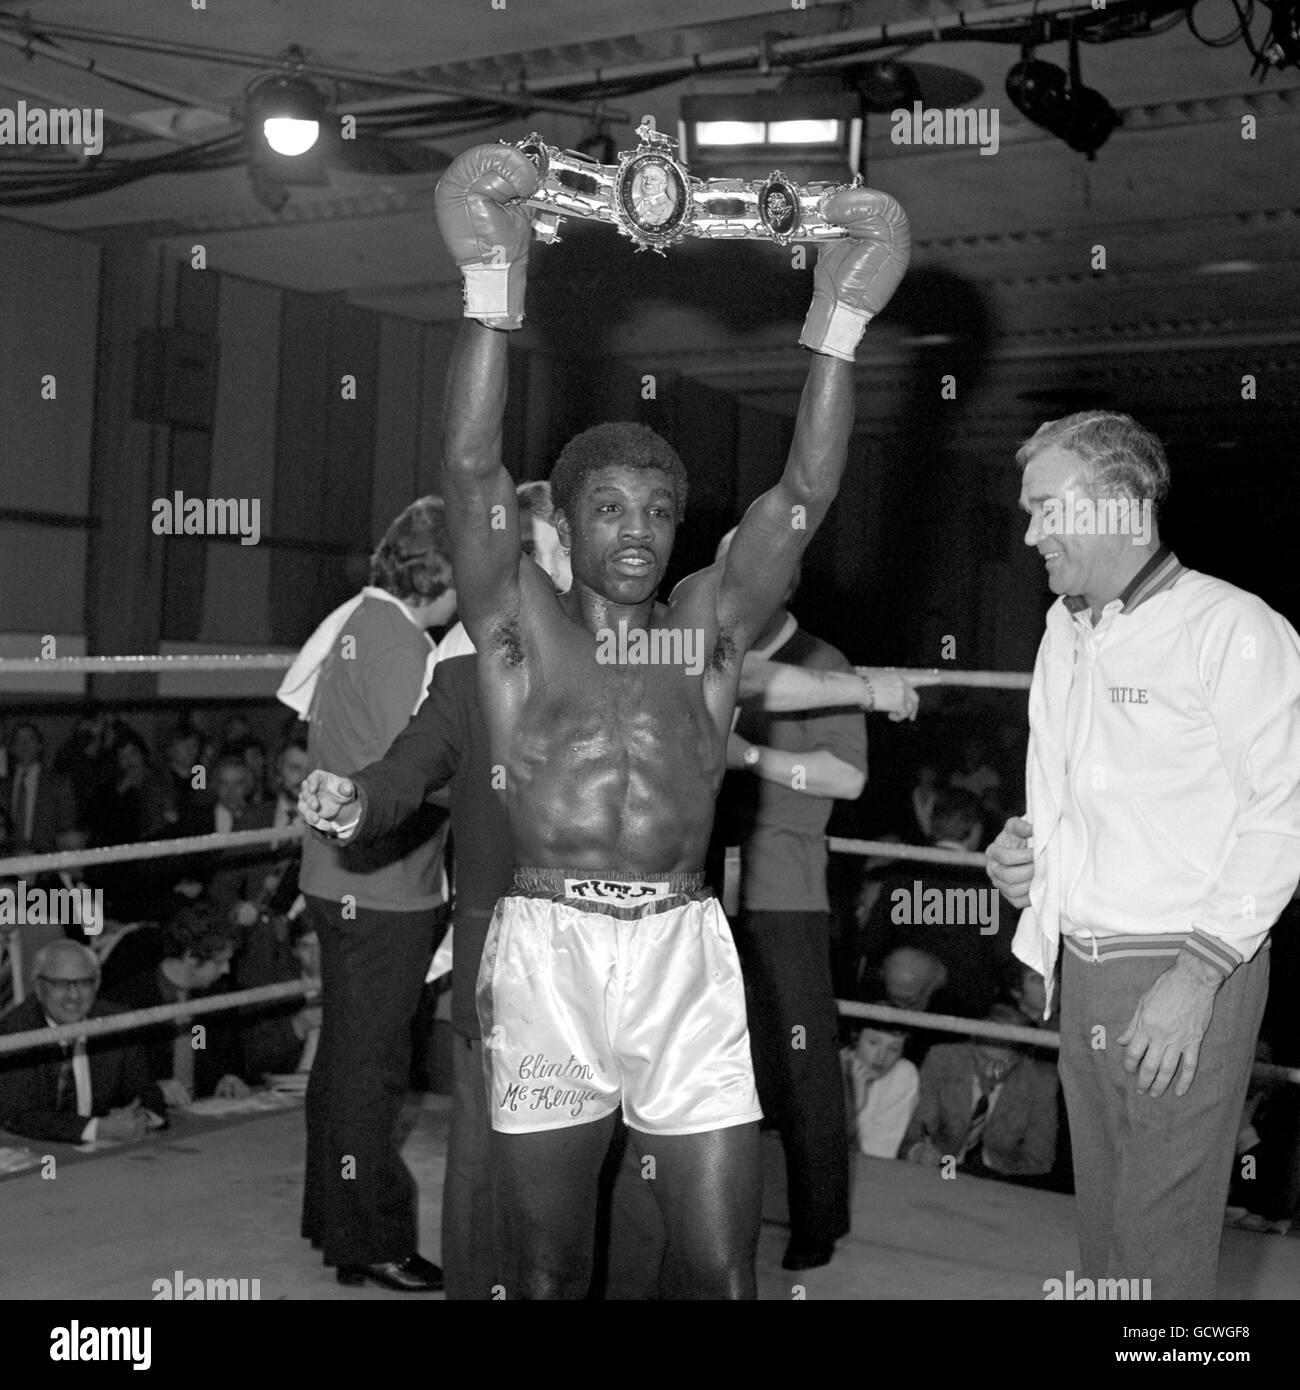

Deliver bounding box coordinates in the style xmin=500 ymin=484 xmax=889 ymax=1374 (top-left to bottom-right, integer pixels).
xmin=986 ymin=411 xmax=1300 ymax=1299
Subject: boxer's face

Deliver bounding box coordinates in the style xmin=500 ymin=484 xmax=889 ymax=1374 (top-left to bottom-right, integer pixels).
xmin=561 ymin=466 xmax=678 ymax=605
xmin=1020 ymin=445 xmax=1137 ymax=608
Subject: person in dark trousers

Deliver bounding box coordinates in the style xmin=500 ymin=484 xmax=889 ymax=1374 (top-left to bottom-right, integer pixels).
xmin=291 ymin=497 xmax=456 ymax=1293
xmin=714 ymin=531 xmax=867 ymax=1273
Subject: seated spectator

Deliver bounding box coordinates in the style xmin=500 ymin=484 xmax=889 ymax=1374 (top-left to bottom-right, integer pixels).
xmin=53 ymin=707 xmax=119 ymax=839
xmin=1 ymin=721 xmax=78 ymax=854
xmin=100 ymin=903 xmax=250 ymax=1105
xmin=106 ymin=728 xmax=171 ymax=843
xmin=0 ymin=940 xmax=167 ymax=1143
xmin=908 ymin=764 xmax=939 ymax=843
xmin=241 ymin=739 xmax=270 ymax=806
xmin=860 ymin=946 xmax=954 ymax=1067
xmin=1226 ymin=1040 xmax=1299 ymax=1234
xmin=903 ymin=1003 xmax=1059 ymax=1182
xmin=201 ymin=755 xmax=280 ymax=914
xmin=842 ymin=1021 xmax=918 ymax=1159
xmin=209 ymin=755 xmax=255 ymax=835
xmin=93 ymin=729 xmax=175 ymax=921
xmin=234 ymin=916 xmax=321 ymax=1080
xmin=162 ymin=727 xmax=214 ymax=838
xmin=221 ymin=713 xmax=252 ymax=750
xmin=930 ymin=784 xmax=984 ymax=855
xmin=859 ymin=791 xmax=1011 ymax=1030
xmin=1003 ymin=961 xmax=1058 ymax=1030
xmin=949 ymin=736 xmax=1001 ymax=800
xmin=224 ymin=737 xmax=309 ymax=920
xmin=37 ymin=827 xmax=107 ymax=946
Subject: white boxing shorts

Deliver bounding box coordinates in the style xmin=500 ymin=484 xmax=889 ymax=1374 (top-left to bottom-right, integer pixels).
xmin=477 ymin=868 xmax=762 ymax=1136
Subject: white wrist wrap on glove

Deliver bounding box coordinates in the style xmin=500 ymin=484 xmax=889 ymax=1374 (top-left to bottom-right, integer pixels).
xmin=460 ymin=264 xmax=513 ymax=319
xmin=805 ymin=303 xmax=873 ymax=362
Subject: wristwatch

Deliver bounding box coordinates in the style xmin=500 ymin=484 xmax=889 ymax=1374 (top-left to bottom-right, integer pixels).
xmin=743 ymin=745 xmax=761 ymax=769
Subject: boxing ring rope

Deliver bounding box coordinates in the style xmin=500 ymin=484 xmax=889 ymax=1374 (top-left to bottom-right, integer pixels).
xmin=0 ymin=654 xmax=294 ymax=675
xmin=0 ymin=824 xmax=303 ymax=879
xmin=830 ymin=837 xmax=985 ymax=869
xmin=0 ymin=650 xmax=1294 ymax=1084
xmin=0 ymin=979 xmax=318 ymax=1057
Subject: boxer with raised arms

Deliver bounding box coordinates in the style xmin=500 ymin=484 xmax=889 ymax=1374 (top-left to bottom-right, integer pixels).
xmin=426 ymin=142 xmax=907 ymax=1299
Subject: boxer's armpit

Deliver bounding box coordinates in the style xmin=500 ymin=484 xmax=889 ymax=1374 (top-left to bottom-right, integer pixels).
xmin=709 ymin=626 xmax=738 ymax=675
xmin=488 ymin=614 xmax=525 ymax=666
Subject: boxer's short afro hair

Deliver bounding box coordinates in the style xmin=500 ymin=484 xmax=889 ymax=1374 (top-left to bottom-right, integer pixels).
xmin=550 ymin=423 xmax=688 ymax=523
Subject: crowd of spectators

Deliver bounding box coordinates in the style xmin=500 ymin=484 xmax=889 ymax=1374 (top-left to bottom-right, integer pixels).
xmin=0 ymin=706 xmax=323 ymax=1135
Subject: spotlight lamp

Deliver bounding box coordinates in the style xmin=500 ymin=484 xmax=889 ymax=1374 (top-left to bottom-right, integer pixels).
xmin=1005 ymin=34 xmax=1120 ymax=160
xmin=242 ymin=47 xmax=331 ymax=190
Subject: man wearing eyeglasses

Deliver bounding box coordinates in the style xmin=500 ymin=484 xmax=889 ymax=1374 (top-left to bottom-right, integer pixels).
xmin=0 ymin=940 xmax=166 ymax=1144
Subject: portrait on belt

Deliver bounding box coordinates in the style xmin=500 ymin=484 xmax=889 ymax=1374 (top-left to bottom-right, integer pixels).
xmin=620 ymin=156 xmax=684 ymax=233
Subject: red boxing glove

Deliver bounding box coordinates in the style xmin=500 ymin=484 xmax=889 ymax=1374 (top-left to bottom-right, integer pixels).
xmin=435 ymin=144 xmax=540 ymax=330
xmin=799 ymin=187 xmax=911 ymax=362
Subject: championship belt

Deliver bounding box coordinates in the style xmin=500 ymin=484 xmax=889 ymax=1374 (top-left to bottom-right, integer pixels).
xmin=515 ymin=114 xmax=860 ymax=255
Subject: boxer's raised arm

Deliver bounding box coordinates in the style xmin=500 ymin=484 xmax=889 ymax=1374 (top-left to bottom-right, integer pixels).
xmin=436 ymin=145 xmax=539 ymax=641
xmin=442 ymin=321 xmax=519 ymax=637
xmin=716 ymin=187 xmax=910 ymax=648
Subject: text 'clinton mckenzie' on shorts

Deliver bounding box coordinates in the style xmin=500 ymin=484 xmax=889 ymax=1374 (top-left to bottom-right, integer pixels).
xmin=476 ymin=869 xmax=763 ymax=1137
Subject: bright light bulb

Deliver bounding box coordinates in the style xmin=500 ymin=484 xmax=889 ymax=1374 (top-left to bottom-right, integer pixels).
xmin=264 ymin=117 xmax=319 ymax=157
xmin=694 ymin=120 xmax=765 ymax=146
xmin=767 ymin=119 xmax=840 ymax=144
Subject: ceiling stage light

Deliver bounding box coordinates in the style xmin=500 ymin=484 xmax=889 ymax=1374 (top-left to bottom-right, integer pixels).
xmin=680 ymin=84 xmax=861 ymax=180
xmin=1005 ymin=36 xmax=1119 ymax=161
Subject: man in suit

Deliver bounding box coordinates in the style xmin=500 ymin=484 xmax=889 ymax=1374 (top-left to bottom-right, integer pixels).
xmin=0 ymin=940 xmax=166 ymax=1144
xmin=1 ymin=722 xmax=78 ymax=855
xmin=902 ymin=1003 xmax=1059 ymax=1180
xmin=216 ymin=737 xmax=311 ymax=920
xmin=162 ymin=727 xmax=215 ymax=838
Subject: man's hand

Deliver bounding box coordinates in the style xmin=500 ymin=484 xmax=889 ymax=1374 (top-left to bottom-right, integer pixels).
xmin=435 ymin=144 xmax=539 ymax=331
xmin=855 ymin=668 xmax=940 ymax=722
xmin=1118 ymin=956 xmax=1222 ymax=1098
xmin=99 ymin=1101 xmax=150 ymax=1141
xmin=800 ymin=186 xmax=911 ymax=361
xmin=986 ymin=815 xmax=1034 ymax=909
xmin=214 ymin=1074 xmax=251 ymax=1100
xmin=299 ymin=770 xmax=358 ymax=832
xmin=158 ymin=1078 xmax=192 ymax=1109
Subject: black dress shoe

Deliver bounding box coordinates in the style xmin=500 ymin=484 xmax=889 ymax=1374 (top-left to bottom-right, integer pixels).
xmin=336 ymin=1254 xmax=444 ymax=1292
xmin=782 ymin=1238 xmax=835 ymax=1272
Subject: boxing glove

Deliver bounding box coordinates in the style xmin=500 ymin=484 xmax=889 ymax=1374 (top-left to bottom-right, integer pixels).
xmin=799 ymin=187 xmax=911 ymax=362
xmin=435 ymin=144 xmax=540 ymax=330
